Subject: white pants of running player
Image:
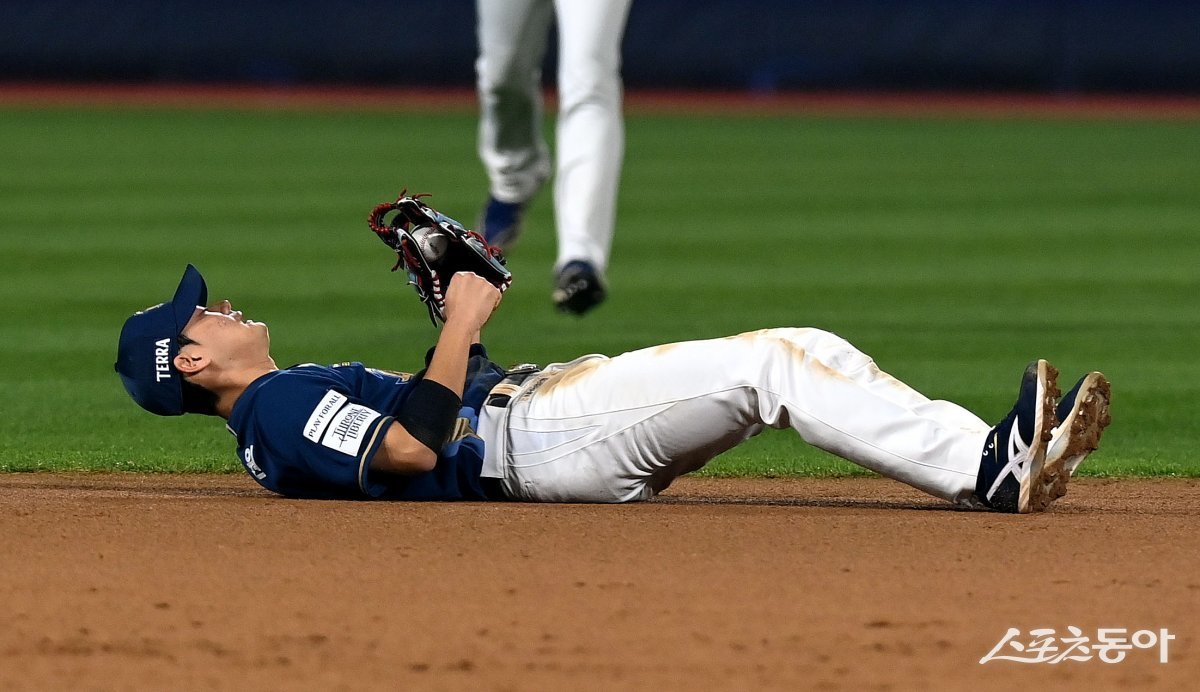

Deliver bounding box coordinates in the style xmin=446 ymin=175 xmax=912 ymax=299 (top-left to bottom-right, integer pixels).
xmin=475 ymin=0 xmax=631 ymax=273
xmin=484 ymin=328 xmax=992 ymax=504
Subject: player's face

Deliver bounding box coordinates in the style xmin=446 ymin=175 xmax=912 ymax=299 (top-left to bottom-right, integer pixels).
xmin=179 ymin=299 xmax=270 ymax=363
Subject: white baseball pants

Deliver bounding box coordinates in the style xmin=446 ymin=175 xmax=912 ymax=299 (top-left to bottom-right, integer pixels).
xmin=475 ymin=0 xmax=631 ymax=273
xmin=480 ymin=328 xmax=991 ymax=503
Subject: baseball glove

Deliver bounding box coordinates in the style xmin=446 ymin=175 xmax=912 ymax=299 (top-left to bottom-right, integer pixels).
xmin=368 ymin=191 xmax=512 ymax=325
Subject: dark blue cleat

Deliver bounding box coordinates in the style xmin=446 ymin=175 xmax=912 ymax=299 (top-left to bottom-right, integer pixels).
xmin=973 ymin=359 xmax=1060 ymax=513
xmin=477 ymin=196 xmax=527 ymax=250
xmin=552 ymin=260 xmax=607 ymax=316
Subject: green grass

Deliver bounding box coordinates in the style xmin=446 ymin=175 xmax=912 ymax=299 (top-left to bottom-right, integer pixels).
xmin=1 ymin=106 xmax=1197 ymax=477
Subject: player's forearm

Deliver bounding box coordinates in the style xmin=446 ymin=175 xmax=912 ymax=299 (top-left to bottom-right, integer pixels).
xmin=373 ymin=320 xmax=472 ymax=474
xmin=422 ymin=320 xmax=474 ymax=397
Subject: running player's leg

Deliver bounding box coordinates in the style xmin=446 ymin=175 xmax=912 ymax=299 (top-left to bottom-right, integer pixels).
xmin=550 ymin=0 xmax=632 ymax=274
xmin=476 ymin=0 xmax=554 ymax=204
xmin=501 ymin=328 xmax=988 ymax=503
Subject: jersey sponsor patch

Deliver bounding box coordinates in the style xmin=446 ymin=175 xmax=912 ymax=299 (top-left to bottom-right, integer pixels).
xmin=303 ymin=390 xmax=348 ymax=443
xmin=321 ymin=404 xmax=382 ymax=456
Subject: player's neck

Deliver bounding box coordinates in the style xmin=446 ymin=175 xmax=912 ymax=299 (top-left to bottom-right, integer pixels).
xmin=214 ymin=359 xmax=279 ymax=419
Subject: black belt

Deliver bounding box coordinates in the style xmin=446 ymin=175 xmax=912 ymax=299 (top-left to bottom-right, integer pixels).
xmin=484 ymin=363 xmax=541 ymax=409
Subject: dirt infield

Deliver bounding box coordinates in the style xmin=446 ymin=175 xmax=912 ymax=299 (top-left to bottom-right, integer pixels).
xmin=2 ymin=474 xmax=1196 ymax=691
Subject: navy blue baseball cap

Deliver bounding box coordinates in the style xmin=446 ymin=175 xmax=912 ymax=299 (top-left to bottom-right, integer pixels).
xmin=115 ymin=265 xmax=209 ymax=416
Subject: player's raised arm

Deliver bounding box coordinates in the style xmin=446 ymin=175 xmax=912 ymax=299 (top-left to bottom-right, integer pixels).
xmin=372 ymin=272 xmax=502 ymax=475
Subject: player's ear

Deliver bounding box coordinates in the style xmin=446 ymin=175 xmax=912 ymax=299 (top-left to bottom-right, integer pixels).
xmin=174 ymin=348 xmax=209 ymax=376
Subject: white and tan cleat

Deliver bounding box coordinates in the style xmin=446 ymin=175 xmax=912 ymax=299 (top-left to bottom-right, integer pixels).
xmin=1039 ymin=372 xmax=1113 ymax=504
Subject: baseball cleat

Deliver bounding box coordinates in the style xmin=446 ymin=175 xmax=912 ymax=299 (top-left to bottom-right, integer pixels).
xmin=1039 ymin=372 xmax=1112 ymax=502
xmin=553 ymin=260 xmax=607 ymax=316
xmin=974 ymin=359 xmax=1061 ymax=513
xmin=478 ymin=196 xmax=527 ymax=251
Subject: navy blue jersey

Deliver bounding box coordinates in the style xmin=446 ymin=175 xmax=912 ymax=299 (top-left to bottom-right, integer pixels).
xmin=226 ymin=344 xmax=505 ymax=500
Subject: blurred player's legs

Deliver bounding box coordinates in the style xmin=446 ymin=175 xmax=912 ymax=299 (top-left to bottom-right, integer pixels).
xmin=492 ymin=328 xmax=990 ymax=503
xmin=476 ymin=0 xmax=554 ymax=207
xmin=476 ymin=0 xmax=630 ymax=315
xmin=551 ymin=0 xmax=630 ymax=277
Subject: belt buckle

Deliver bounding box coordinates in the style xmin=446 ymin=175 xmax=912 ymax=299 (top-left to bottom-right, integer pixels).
xmin=487 ymin=363 xmax=541 ymax=408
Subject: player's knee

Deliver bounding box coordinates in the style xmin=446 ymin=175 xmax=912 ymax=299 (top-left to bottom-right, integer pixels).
xmin=758 ymin=328 xmax=875 ymax=378
xmin=747 ymin=327 xmax=828 ymax=350
xmin=477 ymin=57 xmax=540 ymax=94
xmin=557 ymin=67 xmax=621 ymax=108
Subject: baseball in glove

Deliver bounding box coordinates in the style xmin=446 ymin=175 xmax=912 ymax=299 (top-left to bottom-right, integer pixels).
xmin=368 ymin=191 xmax=512 ymax=325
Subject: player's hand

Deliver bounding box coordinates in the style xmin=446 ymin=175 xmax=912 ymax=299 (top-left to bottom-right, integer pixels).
xmin=368 ymin=193 xmax=511 ymax=326
xmin=441 ymin=271 xmax=502 ymax=333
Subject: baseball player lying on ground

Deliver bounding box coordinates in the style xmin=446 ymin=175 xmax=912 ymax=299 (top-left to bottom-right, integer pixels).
xmin=116 ymin=262 xmax=1111 ymax=513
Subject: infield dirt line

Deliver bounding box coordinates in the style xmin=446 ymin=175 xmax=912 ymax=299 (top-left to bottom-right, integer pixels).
xmin=2 ymin=82 xmax=1200 ymax=120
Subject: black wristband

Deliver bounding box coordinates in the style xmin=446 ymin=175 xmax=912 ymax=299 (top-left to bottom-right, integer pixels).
xmin=395 ymin=379 xmax=462 ymax=453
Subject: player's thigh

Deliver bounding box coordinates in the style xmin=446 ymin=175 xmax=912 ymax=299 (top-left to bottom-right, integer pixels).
xmin=528 ymin=329 xmax=843 ymax=415
xmin=503 ymin=396 xmax=762 ymax=504
xmin=507 ymin=339 xmax=784 ymax=493
xmin=476 ymin=0 xmax=553 ymax=79
xmin=552 ymin=0 xmax=631 ymax=70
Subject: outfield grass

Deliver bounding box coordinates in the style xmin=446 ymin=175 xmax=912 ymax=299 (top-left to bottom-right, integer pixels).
xmin=1 ymin=106 xmax=1197 ymax=476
